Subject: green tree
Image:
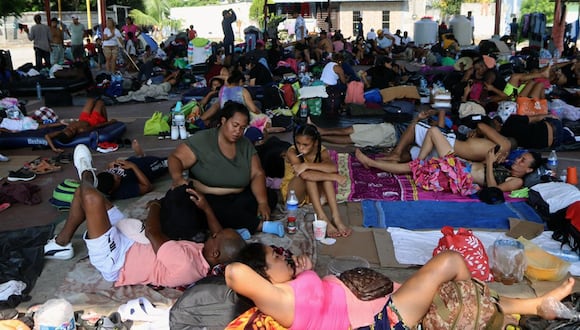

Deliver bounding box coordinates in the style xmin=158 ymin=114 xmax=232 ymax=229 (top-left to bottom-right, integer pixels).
xmin=431 ymin=0 xmax=463 ymax=18
xmin=1 ymin=0 xmax=28 ymax=19
xmin=520 ymin=0 xmax=554 ymax=24
xmin=130 ymin=0 xmax=182 ymax=36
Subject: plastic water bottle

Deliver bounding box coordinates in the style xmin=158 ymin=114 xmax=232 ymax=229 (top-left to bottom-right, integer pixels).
xmin=286 ymin=190 xmax=299 ymax=234
xmin=299 ymin=101 xmax=308 ymax=120
xmin=547 ymin=150 xmax=558 ymax=176
xmin=36 ymin=82 xmax=42 ymax=100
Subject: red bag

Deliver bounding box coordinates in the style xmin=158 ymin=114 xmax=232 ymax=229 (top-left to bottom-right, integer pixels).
xmin=516 ymin=96 xmax=548 ymax=116
xmin=433 ymin=226 xmax=494 ymax=282
xmin=279 ymin=83 xmax=296 ymax=108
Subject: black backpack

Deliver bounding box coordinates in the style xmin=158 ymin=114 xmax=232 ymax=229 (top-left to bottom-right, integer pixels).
xmin=169 ymin=275 xmax=254 ymax=330
xmin=261 ymin=85 xmax=285 ymax=110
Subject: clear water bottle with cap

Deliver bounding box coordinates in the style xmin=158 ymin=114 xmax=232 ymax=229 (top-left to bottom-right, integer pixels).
xmin=547 ymin=150 xmax=558 ymax=176
xmin=286 ymin=190 xmax=299 ymax=234
xmin=36 ymin=82 xmax=42 ymax=100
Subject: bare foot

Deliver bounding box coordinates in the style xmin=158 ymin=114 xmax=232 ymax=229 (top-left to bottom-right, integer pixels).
xmin=132 ymin=139 xmax=145 ymax=157
xmin=325 ymin=222 xmax=342 ymax=238
xmin=332 ymin=215 xmax=352 ymax=237
xmin=537 ymin=278 xmax=576 ymax=320
xmin=355 ymin=149 xmax=371 ymax=169
xmin=376 ymin=152 xmax=401 ymax=162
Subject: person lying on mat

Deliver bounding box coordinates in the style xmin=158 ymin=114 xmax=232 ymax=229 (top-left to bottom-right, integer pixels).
xmin=44 ymin=145 xmax=246 ymax=288
xmin=96 ymin=139 xmax=168 ymax=200
xmin=355 ymin=126 xmax=542 ymax=195
xmin=44 ymin=97 xmax=117 ymax=153
xmin=380 ymin=116 xmax=514 ymax=164
xmin=168 ymin=101 xmax=283 ymax=237
xmin=225 ymin=243 xmax=576 ymax=329
xmin=280 ymin=124 xmax=351 ymax=238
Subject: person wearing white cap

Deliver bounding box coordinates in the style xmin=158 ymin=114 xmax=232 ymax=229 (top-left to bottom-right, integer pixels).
xmin=68 ymin=15 xmax=86 ymax=61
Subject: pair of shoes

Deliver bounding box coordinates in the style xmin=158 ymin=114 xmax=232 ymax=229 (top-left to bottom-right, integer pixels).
xmin=7 ymin=168 xmax=36 ymax=182
xmin=0 ymin=154 xmax=9 ymax=162
xmin=74 ymin=144 xmax=98 ymax=187
xmin=30 ymin=159 xmax=62 ymax=175
xmin=44 ymin=236 xmax=74 ymax=260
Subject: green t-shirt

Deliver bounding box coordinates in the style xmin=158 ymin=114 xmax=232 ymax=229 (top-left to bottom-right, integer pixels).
xmin=69 ymin=23 xmax=85 ymax=45
xmin=185 ymin=128 xmax=256 ymax=189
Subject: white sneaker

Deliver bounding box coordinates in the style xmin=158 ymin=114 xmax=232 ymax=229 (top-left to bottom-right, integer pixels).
xmin=73 ymin=144 xmax=98 ymax=187
xmin=0 ymin=153 xmax=9 ymax=162
xmin=44 ymin=236 xmax=74 ymax=260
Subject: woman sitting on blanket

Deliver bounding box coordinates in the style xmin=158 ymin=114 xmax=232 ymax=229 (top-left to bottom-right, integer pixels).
xmin=200 ymin=70 xmax=270 ymax=133
xmin=355 ymin=126 xmax=542 ymax=195
xmin=280 ymin=124 xmax=351 ymax=238
xmin=225 ymin=243 xmax=576 ymax=329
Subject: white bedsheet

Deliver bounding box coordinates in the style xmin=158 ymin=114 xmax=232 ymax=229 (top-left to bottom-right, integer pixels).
xmin=387 ymin=227 xmax=580 ymax=276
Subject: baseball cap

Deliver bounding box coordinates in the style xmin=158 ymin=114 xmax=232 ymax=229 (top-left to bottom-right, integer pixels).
xmin=244 ymin=126 xmax=264 ymax=144
xmin=453 ymin=57 xmax=473 ymax=71
xmin=71 ymin=15 xmax=79 ymax=20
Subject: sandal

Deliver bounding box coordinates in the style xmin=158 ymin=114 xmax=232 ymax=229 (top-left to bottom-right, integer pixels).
xmin=31 ymin=160 xmax=62 ymax=175
xmin=0 ymin=203 xmax=10 ymax=212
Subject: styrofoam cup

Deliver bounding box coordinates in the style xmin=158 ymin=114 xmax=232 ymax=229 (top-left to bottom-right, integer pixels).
xmin=313 ymin=220 xmax=327 ymax=240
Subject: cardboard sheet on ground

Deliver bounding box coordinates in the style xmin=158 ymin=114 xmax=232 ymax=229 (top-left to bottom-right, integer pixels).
xmin=319 ymin=227 xmax=380 ymax=265
xmin=0 ymin=155 xmax=38 ymax=179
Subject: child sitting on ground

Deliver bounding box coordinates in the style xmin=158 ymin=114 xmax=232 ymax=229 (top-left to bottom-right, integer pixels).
xmin=280 ymin=124 xmax=351 ymax=237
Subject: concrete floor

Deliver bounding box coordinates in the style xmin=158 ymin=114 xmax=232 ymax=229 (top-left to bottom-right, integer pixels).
xmin=3 ymin=91 xmax=580 ymax=313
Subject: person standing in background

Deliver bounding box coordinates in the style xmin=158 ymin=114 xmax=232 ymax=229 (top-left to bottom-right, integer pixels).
xmin=222 ymin=9 xmax=237 ymax=65
xmin=49 ymin=18 xmax=65 ymax=65
xmin=295 ymin=14 xmax=306 ymax=42
xmin=509 ymin=17 xmax=519 ymax=49
xmin=357 ymin=18 xmax=363 ymax=39
xmin=102 ymin=18 xmax=123 ymax=73
xmin=366 ymin=28 xmax=377 ymax=41
xmin=24 ymin=14 xmax=51 ymax=69
xmin=467 ymin=11 xmax=475 ymax=45
xmin=188 ymin=25 xmax=197 ymax=40
xmin=68 ymin=15 xmax=86 ymax=62
xmin=121 ymin=17 xmax=140 ymax=44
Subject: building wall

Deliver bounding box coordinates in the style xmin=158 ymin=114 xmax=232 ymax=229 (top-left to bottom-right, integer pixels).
xmin=338 ymin=0 xmax=427 ymax=40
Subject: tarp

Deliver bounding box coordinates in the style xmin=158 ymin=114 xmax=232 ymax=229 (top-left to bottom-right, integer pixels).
xmin=139 ymin=33 xmax=158 ymax=52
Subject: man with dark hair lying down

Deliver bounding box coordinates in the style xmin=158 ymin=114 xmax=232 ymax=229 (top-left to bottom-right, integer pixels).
xmin=45 ymin=97 xmax=117 ymax=153
xmin=96 ymin=139 xmax=168 ymax=200
xmin=45 ymin=145 xmax=246 ymax=288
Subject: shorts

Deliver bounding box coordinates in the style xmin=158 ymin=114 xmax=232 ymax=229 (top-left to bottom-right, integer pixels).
xmin=79 ymin=110 xmax=106 ymax=127
xmin=350 ymin=123 xmax=397 ymax=147
xmin=103 ymin=45 xmax=118 ymax=58
xmin=503 ymin=82 xmax=525 ymax=98
xmin=357 ymin=297 xmax=410 ymax=330
xmin=413 ymin=122 xmax=456 ymax=160
xmin=83 ymin=207 xmax=132 ymax=282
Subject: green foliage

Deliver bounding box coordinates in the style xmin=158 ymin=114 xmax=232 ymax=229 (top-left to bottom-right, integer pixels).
xmin=130 ymin=0 xmax=182 ymax=33
xmin=0 ymin=0 xmax=28 ymax=18
xmin=431 ymin=0 xmax=463 ymax=17
xmin=520 ymin=0 xmax=554 ymax=24
xmin=168 ymin=0 xmax=222 ymax=7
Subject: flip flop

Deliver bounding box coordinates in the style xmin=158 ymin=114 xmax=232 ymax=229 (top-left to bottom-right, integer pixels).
xmin=0 ymin=203 xmax=10 ymax=212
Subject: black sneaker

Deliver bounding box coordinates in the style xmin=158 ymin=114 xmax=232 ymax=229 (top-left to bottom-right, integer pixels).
xmin=7 ymin=168 xmax=36 ymax=182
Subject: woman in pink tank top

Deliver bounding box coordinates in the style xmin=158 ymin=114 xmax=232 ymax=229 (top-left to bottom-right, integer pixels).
xmin=225 ymin=243 xmax=576 ymax=329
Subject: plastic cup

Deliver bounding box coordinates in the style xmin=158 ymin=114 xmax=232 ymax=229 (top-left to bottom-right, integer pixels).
xmin=567 ymin=167 xmax=578 ymax=185
xmin=313 ymin=220 xmax=327 ymax=241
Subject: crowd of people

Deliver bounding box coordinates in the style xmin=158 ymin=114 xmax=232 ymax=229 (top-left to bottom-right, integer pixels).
xmin=2 ymin=8 xmax=579 ymax=329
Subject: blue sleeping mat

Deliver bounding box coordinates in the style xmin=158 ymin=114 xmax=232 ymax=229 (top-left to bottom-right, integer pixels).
xmin=0 ymin=121 xmax=126 ymax=149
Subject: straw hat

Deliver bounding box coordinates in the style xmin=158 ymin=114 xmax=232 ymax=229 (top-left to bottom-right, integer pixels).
xmin=453 ymin=57 xmax=473 ymax=71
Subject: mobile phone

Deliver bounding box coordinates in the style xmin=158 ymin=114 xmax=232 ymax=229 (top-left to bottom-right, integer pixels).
xmin=494 ymin=145 xmax=501 ymax=154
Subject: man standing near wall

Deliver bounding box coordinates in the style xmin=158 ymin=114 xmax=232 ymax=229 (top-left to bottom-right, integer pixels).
xmin=222 ymin=9 xmax=237 ymax=65
xmin=24 ymin=14 xmax=51 ymax=69
xmin=467 ymin=11 xmax=475 ymax=45
xmin=68 ymin=15 xmax=87 ymax=62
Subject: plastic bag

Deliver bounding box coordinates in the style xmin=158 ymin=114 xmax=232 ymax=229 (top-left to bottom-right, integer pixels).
xmin=518 ymin=237 xmax=570 ymax=281
xmin=489 ymin=239 xmax=526 ymax=284
xmin=143 ymin=111 xmax=170 ymax=136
